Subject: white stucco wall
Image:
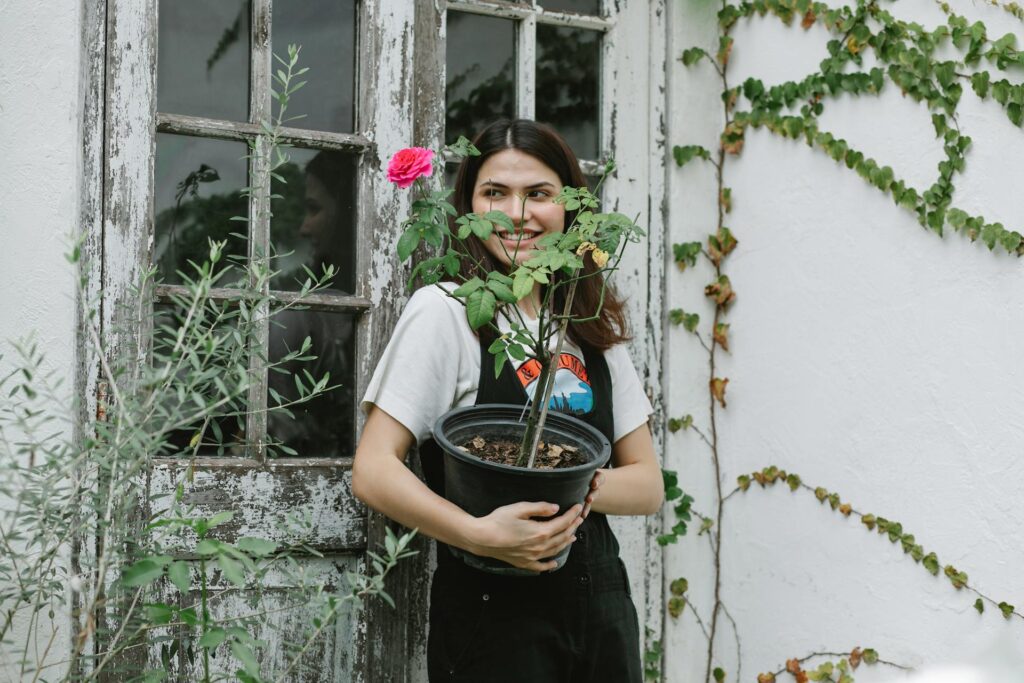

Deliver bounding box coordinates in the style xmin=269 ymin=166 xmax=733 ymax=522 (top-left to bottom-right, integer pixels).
xmin=665 ymin=1 xmax=1024 ymax=681
xmin=0 ymin=0 xmax=84 ymax=676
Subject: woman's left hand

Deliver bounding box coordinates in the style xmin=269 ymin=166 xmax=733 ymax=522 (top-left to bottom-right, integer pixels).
xmin=581 ymin=470 xmax=603 ymax=519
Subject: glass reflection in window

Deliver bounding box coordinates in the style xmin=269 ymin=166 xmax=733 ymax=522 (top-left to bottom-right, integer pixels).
xmin=270 ymin=149 xmax=357 ymax=294
xmin=267 ymin=310 xmax=357 ymax=458
xmin=158 ymin=0 xmax=251 ymax=121
xmin=153 ymin=304 xmax=248 ymax=458
xmin=536 ymin=25 xmax=601 ymax=160
xmin=445 ymin=11 xmax=516 ymax=145
xmin=272 ymin=0 xmax=357 ymax=133
xmin=154 ymin=134 xmax=249 ymax=285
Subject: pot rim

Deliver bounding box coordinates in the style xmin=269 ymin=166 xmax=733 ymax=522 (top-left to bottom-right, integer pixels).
xmin=432 ymin=403 xmax=611 ymax=476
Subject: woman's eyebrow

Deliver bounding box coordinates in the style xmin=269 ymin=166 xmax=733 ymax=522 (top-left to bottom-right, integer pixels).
xmin=478 ymin=180 xmax=557 ymax=189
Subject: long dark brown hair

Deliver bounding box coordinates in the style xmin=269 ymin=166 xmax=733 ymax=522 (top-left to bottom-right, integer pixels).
xmin=449 ymin=119 xmax=631 ymax=351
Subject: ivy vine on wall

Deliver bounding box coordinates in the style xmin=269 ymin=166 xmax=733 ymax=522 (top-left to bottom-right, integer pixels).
xmin=659 ymin=0 xmax=1023 ymax=681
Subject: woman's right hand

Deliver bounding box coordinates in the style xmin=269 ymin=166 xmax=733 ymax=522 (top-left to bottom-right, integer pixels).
xmin=467 ymin=501 xmax=584 ymax=572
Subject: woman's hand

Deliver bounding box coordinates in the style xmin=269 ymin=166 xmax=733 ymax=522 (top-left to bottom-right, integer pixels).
xmin=468 ymin=501 xmax=584 ymax=572
xmin=582 ymin=471 xmax=603 ymax=519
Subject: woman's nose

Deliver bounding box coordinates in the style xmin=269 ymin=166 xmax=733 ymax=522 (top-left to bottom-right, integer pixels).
xmin=507 ymin=195 xmax=532 ymax=224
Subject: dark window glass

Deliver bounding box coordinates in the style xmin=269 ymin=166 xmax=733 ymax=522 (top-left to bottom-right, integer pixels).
xmin=157 ymin=0 xmax=251 ymax=121
xmin=267 ymin=310 xmax=358 ymax=458
xmin=153 ymin=303 xmax=248 ymax=457
xmin=539 ymin=0 xmax=601 ymax=14
xmin=272 ymin=0 xmax=358 ymax=133
xmin=154 ymin=134 xmax=249 ymax=285
xmin=536 ymin=25 xmax=601 ymax=160
xmin=269 ymin=149 xmax=358 ymax=294
xmin=445 ymin=11 xmax=516 ymax=145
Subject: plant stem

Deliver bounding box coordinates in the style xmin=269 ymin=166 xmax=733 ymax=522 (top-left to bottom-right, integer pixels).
xmin=520 ymin=278 xmax=580 ymax=469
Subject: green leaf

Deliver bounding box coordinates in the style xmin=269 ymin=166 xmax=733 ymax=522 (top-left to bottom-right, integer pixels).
xmin=484 ymin=210 xmax=514 ymax=232
xmin=145 ymin=603 xmax=175 ymax=625
xmin=713 ymin=667 xmax=725 ymax=683
xmin=974 ymin=598 xmax=985 ymax=614
xmin=465 ymin=289 xmax=497 ymax=330
xmin=396 ymin=228 xmax=421 ymax=262
xmin=236 ymin=537 xmax=277 ymax=557
xmin=199 ymin=628 xmax=227 ymax=649
xmin=231 ymin=640 xmax=261 ymax=678
xmin=195 ymin=539 xmax=220 ymax=556
xmin=217 ymin=554 xmax=247 ymax=587
xmin=673 ymin=145 xmax=710 ymax=168
xmin=998 ymin=601 xmax=1014 ymax=619
xmin=167 ymin=561 xmax=191 ymax=594
xmin=971 ymin=71 xmax=990 ymax=98
xmin=121 ymin=559 xmax=165 ymax=588
xmin=512 ymin=268 xmax=534 ymax=301
xmin=672 ymin=241 xmax=702 ymax=270
xmin=452 ymin=277 xmax=485 ymax=298
xmin=486 ymin=278 xmax=518 ymax=303
xmin=208 ymin=510 xmax=234 ymax=528
xmin=493 ymin=351 xmax=507 ymax=379
xmin=862 ymin=649 xmax=878 ymax=664
xmin=138 ymin=670 xmax=168 ymax=683
xmin=922 ymin=552 xmax=940 ymax=576
xmin=681 ymin=47 xmax=707 ymax=66
xmin=670 ymin=577 xmax=689 ymax=595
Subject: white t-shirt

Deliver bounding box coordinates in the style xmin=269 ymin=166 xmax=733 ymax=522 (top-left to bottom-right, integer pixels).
xmin=361 ymin=283 xmax=654 ymax=445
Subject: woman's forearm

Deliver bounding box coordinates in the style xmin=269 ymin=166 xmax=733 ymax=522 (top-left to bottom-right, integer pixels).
xmin=590 ymin=461 xmax=664 ymax=516
xmin=352 ymin=450 xmax=484 ymax=553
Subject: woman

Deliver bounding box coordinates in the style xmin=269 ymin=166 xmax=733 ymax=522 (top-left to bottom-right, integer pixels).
xmin=353 ymin=119 xmax=663 ymax=682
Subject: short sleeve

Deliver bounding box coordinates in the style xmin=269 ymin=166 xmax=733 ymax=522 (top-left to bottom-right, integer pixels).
xmin=361 ymin=286 xmax=476 ymax=444
xmin=604 ymin=344 xmax=654 ymax=443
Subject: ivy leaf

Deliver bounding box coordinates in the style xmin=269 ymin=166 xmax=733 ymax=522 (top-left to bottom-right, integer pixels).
xmin=670 ymin=577 xmax=689 ymax=596
xmin=721 ymin=121 xmax=746 ymax=155
xmin=862 ymin=649 xmax=879 ymax=664
xmin=716 ymin=35 xmax=734 ymax=65
xmin=704 ymin=276 xmax=736 ymax=308
xmin=669 ymin=309 xmax=700 ymax=332
xmin=849 ymin=647 xmax=863 ymax=669
xmin=720 ymin=187 xmax=732 ymax=213
xmin=710 ymin=377 xmax=729 ymax=408
xmin=667 ymin=415 xmax=693 ymax=432
xmin=713 ymin=667 xmax=726 ymax=683
xmin=998 ymin=601 xmax=1014 ymax=619
xmin=713 ymin=323 xmax=730 ymax=351
xmin=667 ymin=596 xmax=686 ymax=619
xmin=757 ymin=675 xmax=776 ymax=683
xmin=861 ymin=513 xmax=876 ymax=531
xmin=737 ymin=474 xmax=751 ymax=491
xmin=786 ymin=473 xmax=802 ymax=492
xmin=974 ymin=598 xmax=985 ymax=614
xmin=672 ymin=241 xmax=703 ymax=270
xmin=681 ymin=47 xmax=707 ymax=66
xmin=673 ymin=145 xmax=710 ymax=168
xmin=465 ymin=289 xmax=496 ymax=330
xmin=971 ymin=71 xmax=990 ymax=98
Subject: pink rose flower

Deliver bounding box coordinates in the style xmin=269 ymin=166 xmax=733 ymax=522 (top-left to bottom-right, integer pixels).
xmin=387 ymin=147 xmax=435 ymax=188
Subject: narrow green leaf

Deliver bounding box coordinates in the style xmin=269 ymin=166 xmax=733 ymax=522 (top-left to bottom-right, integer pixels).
xmin=167 ymin=561 xmax=190 ymax=594
xmin=121 ymin=559 xmax=165 ymax=588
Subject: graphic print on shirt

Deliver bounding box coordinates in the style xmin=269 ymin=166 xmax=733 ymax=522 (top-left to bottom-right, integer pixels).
xmin=515 ymin=352 xmax=593 ymax=415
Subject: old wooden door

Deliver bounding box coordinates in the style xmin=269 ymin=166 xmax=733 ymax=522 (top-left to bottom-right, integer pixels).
xmin=95 ymin=0 xmax=427 ymax=680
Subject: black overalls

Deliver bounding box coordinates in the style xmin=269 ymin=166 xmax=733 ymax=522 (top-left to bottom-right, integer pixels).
xmin=419 ymin=339 xmax=642 ymax=683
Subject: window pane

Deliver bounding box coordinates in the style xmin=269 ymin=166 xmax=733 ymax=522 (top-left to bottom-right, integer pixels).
xmin=270 ymin=149 xmax=358 ymax=293
xmin=158 ymin=0 xmax=251 ymax=121
xmin=154 ymin=134 xmax=249 ymax=285
xmin=445 ymin=11 xmax=516 ymax=145
xmin=539 ymin=0 xmax=601 ymax=14
xmin=153 ymin=303 xmax=248 ymax=458
xmin=267 ymin=310 xmax=357 ymax=458
xmin=272 ymin=0 xmax=357 ymax=133
xmin=536 ymin=25 xmax=601 ymax=160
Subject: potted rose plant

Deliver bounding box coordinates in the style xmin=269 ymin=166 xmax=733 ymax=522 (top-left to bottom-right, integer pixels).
xmin=386 ymin=139 xmax=644 ymax=574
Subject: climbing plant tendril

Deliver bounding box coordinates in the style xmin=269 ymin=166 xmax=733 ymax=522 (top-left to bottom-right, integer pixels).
xmin=659 ymin=0 xmax=1022 ymax=680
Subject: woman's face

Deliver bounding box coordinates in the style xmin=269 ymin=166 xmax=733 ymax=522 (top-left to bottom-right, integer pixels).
xmin=471 ymin=149 xmax=566 ymax=267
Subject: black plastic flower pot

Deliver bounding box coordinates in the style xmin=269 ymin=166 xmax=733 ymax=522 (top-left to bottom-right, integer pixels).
xmin=431 ymin=403 xmax=612 ymax=576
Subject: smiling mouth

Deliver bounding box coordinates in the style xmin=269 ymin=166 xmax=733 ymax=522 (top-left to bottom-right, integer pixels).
xmin=495 ymin=229 xmax=542 ymax=248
